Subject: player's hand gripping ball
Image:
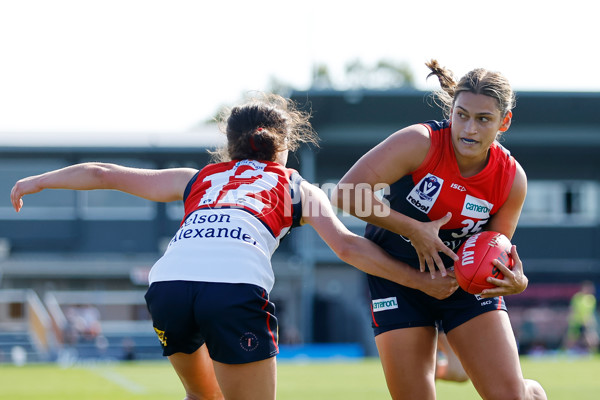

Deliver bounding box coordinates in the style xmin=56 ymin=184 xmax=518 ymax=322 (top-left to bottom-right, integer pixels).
xmin=454 ymin=231 xmax=514 ymax=294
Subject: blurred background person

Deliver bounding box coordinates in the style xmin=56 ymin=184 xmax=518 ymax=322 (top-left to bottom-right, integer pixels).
xmin=563 ymin=281 xmax=599 ymax=354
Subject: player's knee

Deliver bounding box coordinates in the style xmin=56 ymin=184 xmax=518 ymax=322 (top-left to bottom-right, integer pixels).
xmin=484 ymin=378 xmax=546 ymax=400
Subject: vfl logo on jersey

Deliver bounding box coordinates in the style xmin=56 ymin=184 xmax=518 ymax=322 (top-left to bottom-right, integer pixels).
xmin=461 ymin=195 xmax=494 ymax=219
xmin=372 ymin=297 xmax=398 ymax=312
xmin=406 ymin=174 xmax=443 ymax=214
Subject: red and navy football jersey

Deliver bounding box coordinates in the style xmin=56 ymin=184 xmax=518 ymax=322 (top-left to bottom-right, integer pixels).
xmin=182 ymin=159 xmax=303 ymax=238
xmin=365 ymin=119 xmax=517 ymax=269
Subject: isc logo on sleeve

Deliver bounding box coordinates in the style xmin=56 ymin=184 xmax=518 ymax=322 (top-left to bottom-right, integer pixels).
xmin=406 ymin=174 xmax=444 ymax=214
xmin=372 ymin=297 xmax=399 ymax=312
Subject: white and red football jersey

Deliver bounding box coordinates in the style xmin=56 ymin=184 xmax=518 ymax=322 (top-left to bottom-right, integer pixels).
xmin=148 ymin=159 xmax=303 ymax=292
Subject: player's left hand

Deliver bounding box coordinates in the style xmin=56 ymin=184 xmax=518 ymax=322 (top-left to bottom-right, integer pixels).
xmin=479 ymin=245 xmax=528 ymax=298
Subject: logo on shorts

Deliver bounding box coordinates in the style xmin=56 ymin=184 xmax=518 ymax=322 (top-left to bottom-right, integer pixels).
xmin=240 ymin=332 xmax=259 ymax=352
xmin=153 ymin=327 xmax=167 ymax=346
xmin=406 ymin=174 xmax=443 ymax=214
xmin=372 ymin=297 xmax=399 ymax=312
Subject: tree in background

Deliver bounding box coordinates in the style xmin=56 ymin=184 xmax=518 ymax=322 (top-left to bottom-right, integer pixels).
xmin=343 ymin=59 xmax=414 ymax=90
xmin=204 ymin=59 xmax=414 ymax=123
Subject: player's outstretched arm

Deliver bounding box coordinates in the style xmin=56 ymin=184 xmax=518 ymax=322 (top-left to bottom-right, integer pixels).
xmin=11 ymin=162 xmax=198 ymax=212
xmin=300 ymin=181 xmax=458 ymax=300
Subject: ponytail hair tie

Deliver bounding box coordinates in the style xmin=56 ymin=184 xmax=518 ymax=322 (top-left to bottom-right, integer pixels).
xmin=249 ymin=136 xmax=259 ymax=151
xmin=249 ymin=127 xmax=264 ymax=151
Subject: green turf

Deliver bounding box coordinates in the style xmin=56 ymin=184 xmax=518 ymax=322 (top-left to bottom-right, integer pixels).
xmin=0 ymin=355 xmax=598 ymax=399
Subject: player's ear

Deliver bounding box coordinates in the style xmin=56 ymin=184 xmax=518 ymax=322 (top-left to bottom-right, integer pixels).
xmin=499 ymin=111 xmax=512 ymax=132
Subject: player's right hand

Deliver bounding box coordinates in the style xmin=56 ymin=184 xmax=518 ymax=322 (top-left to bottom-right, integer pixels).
xmin=409 ymin=212 xmax=459 ymax=278
xmin=480 ymin=245 xmax=528 ymax=298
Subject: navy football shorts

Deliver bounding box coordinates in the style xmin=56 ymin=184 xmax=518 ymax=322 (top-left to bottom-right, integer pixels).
xmin=144 ymin=280 xmax=279 ymax=364
xmin=368 ymin=274 xmax=507 ymax=336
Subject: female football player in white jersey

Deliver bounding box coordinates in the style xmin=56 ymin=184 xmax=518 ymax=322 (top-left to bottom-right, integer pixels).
xmin=11 ymin=93 xmax=453 ymax=400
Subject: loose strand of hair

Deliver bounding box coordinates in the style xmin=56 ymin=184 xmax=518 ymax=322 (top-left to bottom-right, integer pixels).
xmin=425 ymin=59 xmax=457 ymax=97
xmin=425 ymin=59 xmax=456 ymax=118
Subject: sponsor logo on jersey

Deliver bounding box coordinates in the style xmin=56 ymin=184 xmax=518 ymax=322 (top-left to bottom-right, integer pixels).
xmin=461 ymin=195 xmax=493 ymax=219
xmin=170 ymin=211 xmax=259 ymax=247
xmin=406 ymin=174 xmax=443 ymax=214
xmin=234 ymin=159 xmax=266 ymax=171
xmin=451 ymin=183 xmax=466 ymax=191
xmin=372 ymin=297 xmax=399 ymax=312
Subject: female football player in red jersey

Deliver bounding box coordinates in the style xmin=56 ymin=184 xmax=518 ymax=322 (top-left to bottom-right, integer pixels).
xmin=332 ymin=61 xmax=547 ymax=399
xmin=11 ymin=93 xmax=454 ymax=400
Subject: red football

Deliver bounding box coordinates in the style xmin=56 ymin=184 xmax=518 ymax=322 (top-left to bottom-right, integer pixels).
xmin=454 ymin=231 xmax=514 ymax=294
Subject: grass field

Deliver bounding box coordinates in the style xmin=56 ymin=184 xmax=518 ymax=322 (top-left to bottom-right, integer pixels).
xmin=0 ymin=355 xmax=598 ymax=399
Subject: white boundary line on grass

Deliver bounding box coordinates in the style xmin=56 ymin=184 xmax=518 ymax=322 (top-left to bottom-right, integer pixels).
xmin=90 ymin=367 xmax=147 ymax=394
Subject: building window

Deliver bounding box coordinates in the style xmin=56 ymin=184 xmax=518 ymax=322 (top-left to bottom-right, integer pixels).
xmin=520 ymin=180 xmax=598 ymax=226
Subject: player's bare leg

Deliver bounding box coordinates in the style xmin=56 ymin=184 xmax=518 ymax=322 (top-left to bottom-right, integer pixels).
xmin=435 ymin=333 xmax=468 ymax=382
xmin=448 ymin=311 xmax=547 ymax=400
xmin=168 ymin=345 xmax=224 ymax=400
xmin=169 ymin=352 xmax=276 ymax=400
xmin=211 ymin=357 xmax=276 ymax=400
xmin=375 ymin=326 xmax=437 ymax=400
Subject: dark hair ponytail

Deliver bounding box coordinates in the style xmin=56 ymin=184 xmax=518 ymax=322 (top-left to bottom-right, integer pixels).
xmin=228 ymin=123 xmax=280 ymax=162
xmin=211 ymin=93 xmax=318 ymax=162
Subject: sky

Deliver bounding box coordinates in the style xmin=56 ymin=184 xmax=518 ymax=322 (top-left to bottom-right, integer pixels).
xmin=0 ymin=0 xmax=598 ymax=137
